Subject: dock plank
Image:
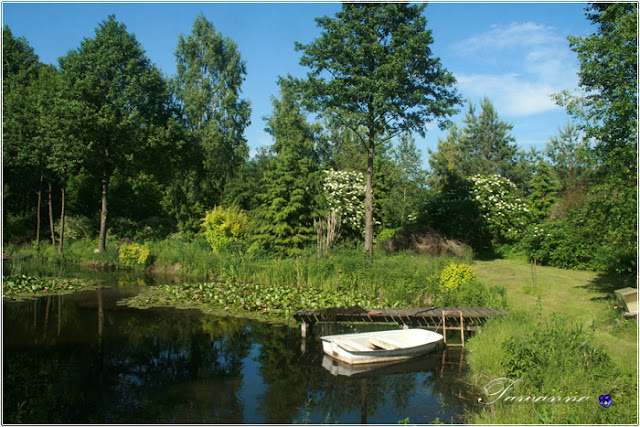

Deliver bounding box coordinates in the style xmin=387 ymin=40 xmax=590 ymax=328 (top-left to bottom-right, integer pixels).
xmin=292 ymin=306 xmax=506 ymax=328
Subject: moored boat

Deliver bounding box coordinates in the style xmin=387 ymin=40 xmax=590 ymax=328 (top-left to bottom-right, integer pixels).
xmin=320 ymin=328 xmax=443 ymax=365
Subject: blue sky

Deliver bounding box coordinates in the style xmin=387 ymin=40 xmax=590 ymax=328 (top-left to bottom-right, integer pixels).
xmin=2 ymin=2 xmax=594 ymax=168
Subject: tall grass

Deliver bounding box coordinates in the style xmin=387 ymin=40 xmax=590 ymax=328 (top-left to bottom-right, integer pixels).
xmin=466 ymin=310 xmax=637 ymax=424
xmin=4 ymin=236 xmax=479 ymax=307
xmin=151 ymin=239 xmax=466 ymax=305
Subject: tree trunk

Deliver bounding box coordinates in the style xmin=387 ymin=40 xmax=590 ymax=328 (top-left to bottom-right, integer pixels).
xmin=35 ymin=175 xmax=42 ymax=248
xmin=98 ymin=173 xmax=109 ymax=252
xmin=364 ymin=142 xmax=375 ymax=257
xmin=58 ymin=185 xmax=66 ymax=254
xmin=47 ymin=180 xmax=56 ymax=247
xmin=402 ymin=182 xmax=407 ymax=226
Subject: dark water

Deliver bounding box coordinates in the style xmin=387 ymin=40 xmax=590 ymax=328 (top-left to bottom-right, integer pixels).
xmin=3 ymin=266 xmax=478 ymax=424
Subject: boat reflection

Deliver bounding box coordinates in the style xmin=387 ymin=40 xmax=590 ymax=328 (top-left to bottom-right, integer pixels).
xmin=321 ymin=353 xmax=440 ymax=378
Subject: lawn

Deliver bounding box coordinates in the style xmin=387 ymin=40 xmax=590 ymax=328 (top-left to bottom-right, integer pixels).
xmin=473 ymin=259 xmax=637 ymax=371
xmin=466 ymin=258 xmax=637 ymax=424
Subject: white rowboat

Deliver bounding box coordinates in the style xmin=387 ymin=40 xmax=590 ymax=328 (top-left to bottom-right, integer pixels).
xmin=320 ymin=328 xmax=443 ymax=365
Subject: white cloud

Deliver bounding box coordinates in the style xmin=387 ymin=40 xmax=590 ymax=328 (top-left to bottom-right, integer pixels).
xmin=452 ymin=22 xmax=579 ymax=117
xmin=454 ymin=22 xmax=563 ymax=55
xmin=456 ymin=73 xmax=562 ymax=116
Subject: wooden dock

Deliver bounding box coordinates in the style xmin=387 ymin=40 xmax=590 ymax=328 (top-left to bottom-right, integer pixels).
xmin=292 ymin=306 xmax=507 ymax=343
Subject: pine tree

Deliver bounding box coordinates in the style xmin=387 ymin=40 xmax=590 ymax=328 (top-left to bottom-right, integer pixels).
xmin=428 ymin=97 xmax=526 ymax=189
xmin=254 ymin=79 xmax=322 ymax=257
xmin=527 ymin=160 xmax=559 ymax=222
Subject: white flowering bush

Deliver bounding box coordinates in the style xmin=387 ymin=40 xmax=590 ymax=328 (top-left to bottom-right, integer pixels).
xmin=322 ymin=170 xmax=366 ymax=237
xmin=470 ymin=175 xmax=532 ymax=244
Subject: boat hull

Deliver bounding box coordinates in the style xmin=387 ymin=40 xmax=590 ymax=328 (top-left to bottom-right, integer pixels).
xmin=320 ymin=328 xmax=443 ymax=365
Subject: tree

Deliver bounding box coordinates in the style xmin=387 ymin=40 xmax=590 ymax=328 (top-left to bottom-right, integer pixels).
xmin=554 ymin=3 xmax=637 ymax=180
xmin=460 ymin=98 xmax=521 ymax=183
xmin=428 ymin=97 xmax=524 ymax=188
xmin=547 ymin=3 xmax=637 ymax=275
xmin=545 ymin=122 xmax=593 ymax=186
xmin=3 ymin=26 xmax=43 ymax=243
xmin=427 ymin=123 xmax=463 ymax=190
xmin=173 ymin=13 xmax=251 ymax=216
xmin=544 ymin=122 xmax=593 ymax=216
xmin=295 ymin=3 xmax=461 ymax=256
xmin=31 ymin=65 xmax=87 ymax=253
xmin=59 ymin=16 xmax=172 ymax=251
xmin=254 ymin=80 xmax=322 ymax=257
xmin=527 ymin=160 xmax=559 ymax=222
xmin=3 ymin=25 xmax=40 ymax=96
xmin=389 ymin=133 xmax=427 ymax=227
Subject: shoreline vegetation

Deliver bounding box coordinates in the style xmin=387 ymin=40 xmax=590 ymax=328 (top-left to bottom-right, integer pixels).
xmin=2 ymin=240 xmax=637 ymax=424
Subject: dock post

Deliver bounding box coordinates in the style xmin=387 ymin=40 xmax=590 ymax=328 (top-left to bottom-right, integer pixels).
xmin=300 ymin=321 xmax=312 ymax=354
xmin=442 ymin=310 xmax=465 ymax=347
xmin=301 ymin=321 xmax=312 ymax=338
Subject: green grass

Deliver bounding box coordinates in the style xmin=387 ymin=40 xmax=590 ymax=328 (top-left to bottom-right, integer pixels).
xmin=466 ymin=258 xmax=637 ymax=424
xmin=4 ymin=238 xmax=474 ymax=307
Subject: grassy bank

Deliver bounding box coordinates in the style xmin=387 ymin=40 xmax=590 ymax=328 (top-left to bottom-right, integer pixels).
xmin=4 ymin=237 xmax=479 ymax=307
xmin=466 ymin=259 xmax=637 ymax=424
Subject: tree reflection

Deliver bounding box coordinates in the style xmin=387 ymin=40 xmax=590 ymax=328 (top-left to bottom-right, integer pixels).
xmin=3 ymin=293 xmax=477 ymax=424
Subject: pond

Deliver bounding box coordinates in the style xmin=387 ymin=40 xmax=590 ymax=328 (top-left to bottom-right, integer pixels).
xmin=3 ymin=264 xmax=479 ymax=424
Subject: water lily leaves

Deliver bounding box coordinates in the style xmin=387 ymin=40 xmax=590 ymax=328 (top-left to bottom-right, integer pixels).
xmin=130 ymin=278 xmax=388 ymax=317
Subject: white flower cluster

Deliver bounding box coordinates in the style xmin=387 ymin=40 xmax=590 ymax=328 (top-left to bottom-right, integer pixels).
xmin=470 ymin=174 xmax=531 ymax=241
xmin=322 ymin=170 xmax=366 ymax=232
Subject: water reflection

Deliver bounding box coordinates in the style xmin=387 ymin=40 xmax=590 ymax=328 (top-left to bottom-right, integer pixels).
xmin=3 ymin=288 xmax=476 ymax=424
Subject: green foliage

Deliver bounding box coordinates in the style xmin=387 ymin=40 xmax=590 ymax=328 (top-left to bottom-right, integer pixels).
xmin=54 ymin=215 xmax=94 ymax=240
xmin=545 ymin=122 xmax=593 ymax=190
xmin=428 ymin=98 xmax=526 ymax=190
xmin=420 ymin=172 xmax=488 ymax=250
xmin=378 ymin=134 xmax=428 ymax=228
xmin=134 ymin=217 xmax=177 ymax=242
xmin=118 ymin=242 xmax=151 ymax=267
xmin=421 ymin=173 xmax=531 ymax=250
xmin=375 ymin=228 xmax=398 ymax=243
xmin=556 ymin=3 xmax=637 ymax=180
xmin=434 ymin=263 xmax=506 ymax=308
xmin=321 ymin=169 xmax=365 ymax=237
xmin=2 ymin=25 xmax=41 ymax=95
xmin=253 ymin=80 xmax=322 ymax=257
xmin=59 ymin=15 xmax=172 ymax=251
xmin=470 ymin=175 xmax=532 ymax=245
xmin=128 ymin=279 xmax=388 ymax=317
xmin=544 ymin=4 xmax=637 ymax=276
xmin=202 ymin=205 xmax=249 ymax=252
xmin=519 ymin=183 xmax=637 ymax=274
xmin=173 ymin=13 xmax=251 ymax=208
xmin=501 ymin=317 xmax=610 ymax=389
xmin=469 ymin=313 xmax=637 ymax=424
xmin=295 ymin=2 xmax=461 ymax=255
xmin=2 ymin=275 xmax=93 ymax=300
xmin=4 ymin=212 xmax=35 ymax=243
xmin=439 ymin=263 xmax=475 ymax=292
xmin=526 ymin=161 xmax=559 ymax=222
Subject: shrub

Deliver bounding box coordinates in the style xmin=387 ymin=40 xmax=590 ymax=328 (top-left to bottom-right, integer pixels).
xmin=439 ymin=263 xmax=475 ymax=291
xmin=469 ymin=175 xmax=532 ymax=245
xmin=54 ymin=215 xmax=94 ymax=240
xmin=468 ymin=313 xmax=637 ymax=424
xmin=375 ymin=227 xmax=398 ymax=243
xmin=434 ymin=263 xmax=506 ymax=308
xmin=518 ymin=185 xmax=637 ymax=275
xmin=135 ymin=216 xmax=177 ymax=241
xmin=109 ymin=217 xmax=138 ymax=238
xmin=118 ymin=242 xmax=151 ymax=267
xmin=322 ymin=169 xmax=366 ymax=238
xmin=202 ymin=205 xmax=249 ymax=253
